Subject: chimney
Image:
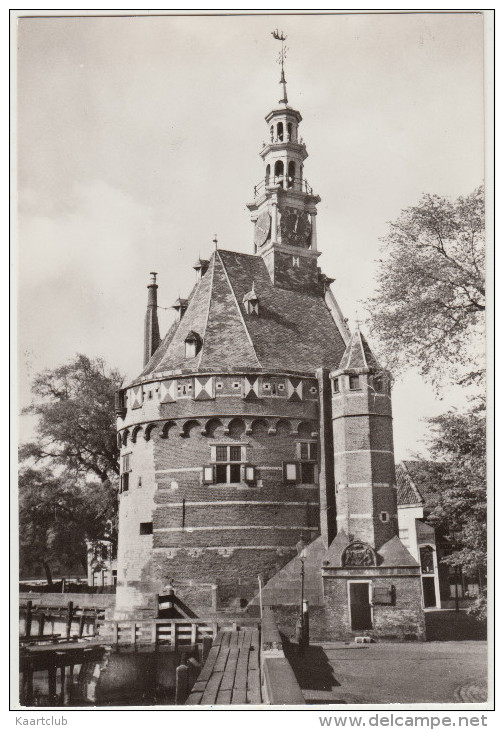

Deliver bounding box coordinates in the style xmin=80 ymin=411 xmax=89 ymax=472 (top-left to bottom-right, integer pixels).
xmin=143 ymin=272 xmax=161 ymax=366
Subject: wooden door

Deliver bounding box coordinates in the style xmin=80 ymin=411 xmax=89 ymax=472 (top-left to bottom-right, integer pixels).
xmin=349 ymin=582 xmax=372 ymax=630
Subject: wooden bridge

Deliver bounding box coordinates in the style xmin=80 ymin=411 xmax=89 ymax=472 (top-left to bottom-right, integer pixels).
xmin=186 ymin=627 xmax=261 ymax=705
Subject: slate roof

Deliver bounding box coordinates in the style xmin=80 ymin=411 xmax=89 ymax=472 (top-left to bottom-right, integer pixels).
xmin=338 ymin=327 xmax=382 ymax=371
xmin=136 ymin=249 xmax=347 ymax=381
xmin=396 ymin=460 xmax=438 ymax=506
xmin=377 ymin=535 xmax=419 ymax=567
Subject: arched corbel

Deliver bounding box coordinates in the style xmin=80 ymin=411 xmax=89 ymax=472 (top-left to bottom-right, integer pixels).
xmin=144 ymin=423 xmax=158 ymax=441
xmin=131 ymin=425 xmax=143 ymax=444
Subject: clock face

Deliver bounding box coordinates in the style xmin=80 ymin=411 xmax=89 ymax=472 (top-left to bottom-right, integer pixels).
xmin=279 ymin=207 xmax=312 ymax=247
xmin=254 ymin=211 xmax=271 ymax=247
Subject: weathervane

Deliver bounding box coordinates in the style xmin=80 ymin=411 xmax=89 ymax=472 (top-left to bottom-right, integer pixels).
xmin=272 ymin=29 xmax=288 ymax=105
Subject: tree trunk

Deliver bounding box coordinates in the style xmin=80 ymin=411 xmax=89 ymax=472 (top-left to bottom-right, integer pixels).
xmin=43 ymin=560 xmax=53 ymax=586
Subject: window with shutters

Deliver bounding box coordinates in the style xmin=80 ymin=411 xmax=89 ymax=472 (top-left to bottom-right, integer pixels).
xmin=204 ymin=444 xmax=251 ymax=485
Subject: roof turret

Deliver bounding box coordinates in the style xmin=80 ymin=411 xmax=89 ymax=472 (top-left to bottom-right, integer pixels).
xmin=338 ymin=327 xmax=382 ymax=372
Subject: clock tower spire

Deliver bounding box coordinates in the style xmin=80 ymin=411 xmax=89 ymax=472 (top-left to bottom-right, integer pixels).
xmin=247 ymin=31 xmax=322 ymax=293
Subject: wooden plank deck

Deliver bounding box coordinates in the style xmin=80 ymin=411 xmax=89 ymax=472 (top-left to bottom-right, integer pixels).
xmin=186 ymin=628 xmax=261 ymax=705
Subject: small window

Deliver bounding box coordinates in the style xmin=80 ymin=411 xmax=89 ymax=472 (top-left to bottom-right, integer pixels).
xmin=309 ymin=386 xmax=317 ymax=394
xmin=300 ymin=442 xmax=317 ymax=461
xmin=292 ymin=256 xmax=300 ymax=268
xmin=122 ymin=453 xmax=131 ymax=473
xmin=373 ymin=375 xmax=383 ymax=392
xmin=216 ymin=446 xmax=228 ymax=462
xmin=232 ymin=382 xmax=241 ymax=389
xmin=140 ymin=522 xmax=153 ymax=535
xmin=230 ymin=445 xmax=242 ymax=462
xmin=277 ymin=122 xmax=284 ymax=141
xmin=216 ymin=382 xmax=224 ymax=390
xmin=263 ymin=383 xmax=271 ymax=391
xmin=120 ymin=473 xmax=129 ymax=493
xmin=333 ymin=378 xmax=340 ymax=394
xmin=300 ymin=462 xmax=315 ymax=483
xmin=349 ymin=375 xmax=361 ymax=390
xmin=278 ymin=383 xmax=285 ymax=392
xmin=380 ymin=511 xmax=389 ymax=523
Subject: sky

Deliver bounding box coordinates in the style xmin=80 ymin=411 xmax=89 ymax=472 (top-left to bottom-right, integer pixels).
xmin=16 ymin=11 xmax=485 ymax=459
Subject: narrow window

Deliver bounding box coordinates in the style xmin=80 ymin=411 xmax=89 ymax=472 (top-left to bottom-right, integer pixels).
xmin=140 ymin=522 xmax=153 ymax=535
xmin=380 ymin=511 xmax=390 ymax=523
xmin=216 ymin=445 xmax=227 ymax=462
xmin=277 ymin=122 xmax=284 ymax=141
xmin=120 ymin=473 xmax=129 ymax=493
xmin=265 ymin=164 xmax=271 ymax=184
xmin=333 ymin=378 xmax=340 ymax=394
xmin=349 ymin=375 xmax=361 ymax=390
xmin=374 ymin=375 xmax=383 ymax=392
xmin=122 ymin=453 xmax=131 ymax=473
xmin=270 ymin=125 xmax=274 ymax=142
xmin=274 ymin=160 xmax=284 ymax=181
xmin=287 ymin=122 xmax=292 ymax=140
xmin=288 ymin=161 xmax=296 ymax=188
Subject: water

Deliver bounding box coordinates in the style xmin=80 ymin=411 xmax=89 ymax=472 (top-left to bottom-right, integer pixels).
xmin=21 ymin=645 xmax=202 ymax=707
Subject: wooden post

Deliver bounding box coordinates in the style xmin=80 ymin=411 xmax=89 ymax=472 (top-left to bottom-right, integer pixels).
xmin=38 ymin=611 xmax=45 ymax=637
xmin=48 ymin=665 xmax=57 ymax=703
xmin=190 ymin=623 xmax=197 ymax=645
xmin=59 ymin=665 xmax=67 ymax=705
xmin=79 ymin=613 xmax=86 ymax=637
xmin=112 ymin=622 xmax=119 ymax=645
xmin=22 ymin=659 xmax=34 ymax=706
xmin=25 ymin=601 xmax=32 ymax=638
xmin=171 ymin=622 xmax=178 ymax=649
xmin=175 ymin=663 xmax=189 ymax=704
xmin=202 ymin=635 xmax=212 ymax=663
xmin=66 ymin=601 xmax=74 ymax=638
xmin=151 ymin=621 xmax=157 ymax=646
xmin=131 ymin=622 xmax=137 ymax=646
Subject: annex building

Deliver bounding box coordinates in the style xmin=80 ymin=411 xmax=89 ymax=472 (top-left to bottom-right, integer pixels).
xmin=114 ymin=41 xmax=425 ymax=641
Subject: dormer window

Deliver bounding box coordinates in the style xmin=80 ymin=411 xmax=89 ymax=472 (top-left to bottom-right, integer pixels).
xmin=349 ymin=375 xmax=361 ymax=391
xmin=243 ymin=282 xmax=259 ymax=315
xmin=185 ymin=331 xmax=202 ymax=359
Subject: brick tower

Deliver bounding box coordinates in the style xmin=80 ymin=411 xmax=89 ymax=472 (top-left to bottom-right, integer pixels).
xmin=318 ymin=330 xmax=425 ymax=640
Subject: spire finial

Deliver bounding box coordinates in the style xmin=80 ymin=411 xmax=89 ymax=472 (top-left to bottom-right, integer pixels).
xmin=213 ymin=234 xmax=218 ymax=250
xmin=272 ymin=30 xmax=288 ymax=105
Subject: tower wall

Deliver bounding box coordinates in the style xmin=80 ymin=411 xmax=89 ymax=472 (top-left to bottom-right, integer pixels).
xmin=115 ymin=372 xmax=322 ymax=615
xmin=331 ymin=371 xmax=398 ymax=549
